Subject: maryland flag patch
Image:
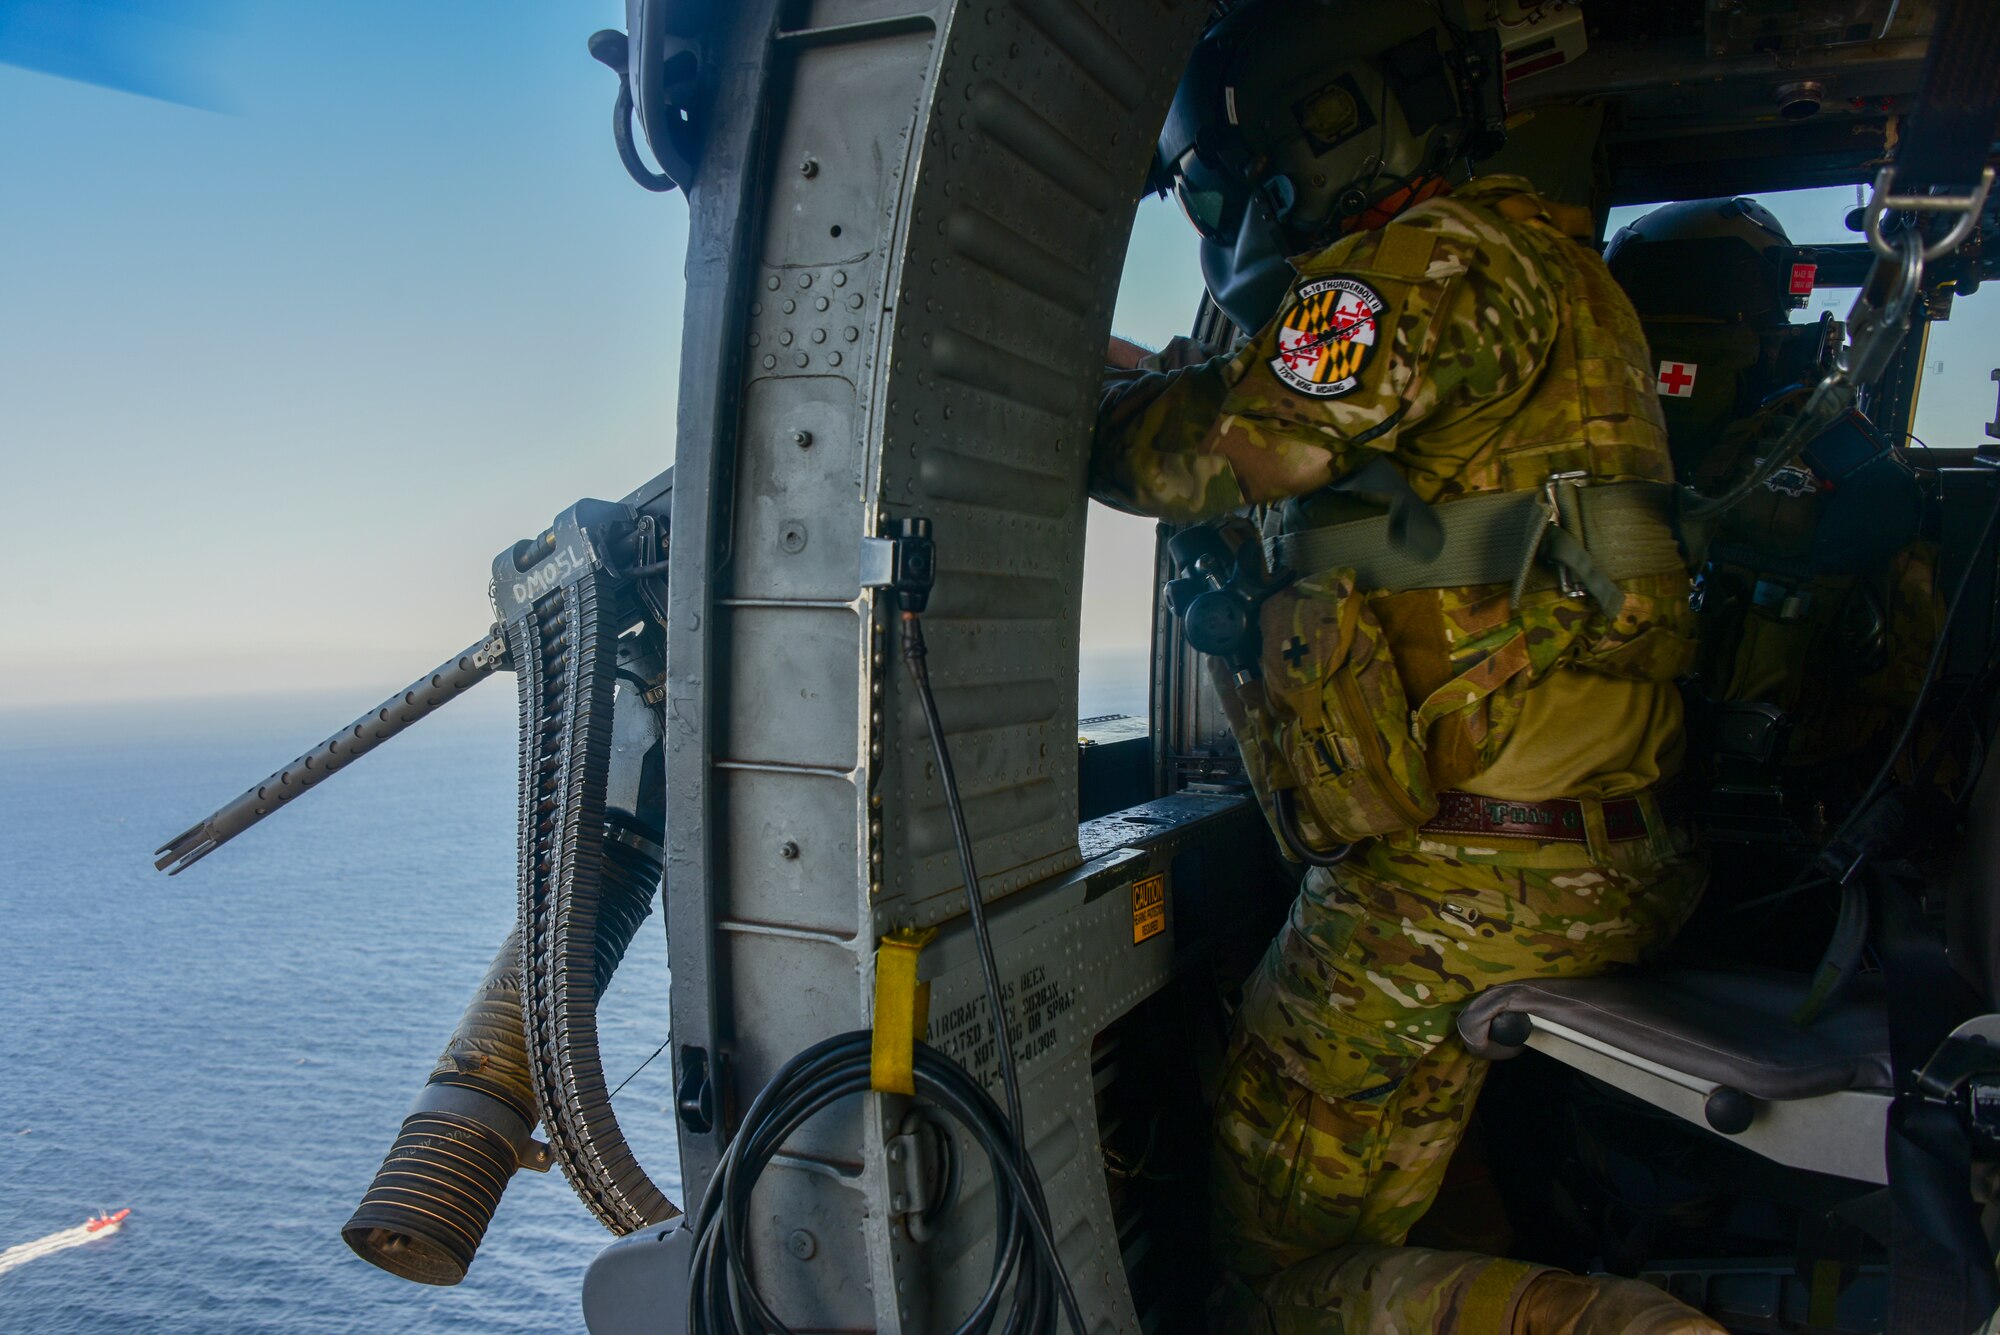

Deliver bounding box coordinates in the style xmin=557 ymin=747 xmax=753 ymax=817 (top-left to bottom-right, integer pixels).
xmin=1270 ymin=277 xmax=1384 ymax=398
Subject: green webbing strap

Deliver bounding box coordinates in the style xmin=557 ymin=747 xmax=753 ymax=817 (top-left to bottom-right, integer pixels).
xmin=1263 ymin=480 xmax=1683 ymax=611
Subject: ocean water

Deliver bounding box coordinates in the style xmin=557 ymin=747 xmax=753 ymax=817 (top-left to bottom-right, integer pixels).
xmin=0 ymin=655 xmax=1149 ymax=1333
xmin=0 ymin=687 xmax=677 ymax=1334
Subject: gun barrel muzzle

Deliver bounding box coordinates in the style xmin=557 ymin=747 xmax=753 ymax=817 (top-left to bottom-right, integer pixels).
xmin=153 ymin=632 xmax=508 ymax=874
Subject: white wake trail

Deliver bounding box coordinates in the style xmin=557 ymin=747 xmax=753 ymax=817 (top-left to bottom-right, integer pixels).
xmin=0 ymin=1222 xmax=118 ymax=1278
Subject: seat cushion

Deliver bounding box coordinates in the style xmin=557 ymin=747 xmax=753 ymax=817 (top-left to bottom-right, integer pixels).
xmin=1457 ymin=969 xmax=1892 ymax=1101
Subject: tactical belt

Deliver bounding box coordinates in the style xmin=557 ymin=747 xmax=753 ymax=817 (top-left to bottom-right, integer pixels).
xmin=1420 ymin=789 xmax=1655 ymax=844
xmin=1263 ymin=477 xmax=1685 ymax=612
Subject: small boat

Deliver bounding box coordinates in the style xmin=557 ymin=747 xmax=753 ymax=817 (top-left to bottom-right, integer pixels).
xmin=84 ymin=1209 xmax=130 ymax=1235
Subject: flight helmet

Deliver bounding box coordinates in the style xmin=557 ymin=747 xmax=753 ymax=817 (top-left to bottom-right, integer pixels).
xmin=1603 ymin=197 xmax=1834 ymax=477
xmin=1157 ymin=0 xmax=1507 ymax=331
xmin=1604 ymin=197 xmax=1811 ymax=328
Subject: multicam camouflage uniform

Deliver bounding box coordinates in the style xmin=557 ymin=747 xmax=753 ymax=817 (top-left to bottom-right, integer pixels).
xmin=1256 ymin=1245 xmax=1726 ymax=1334
xmin=1092 ymin=177 xmax=1706 ymax=1313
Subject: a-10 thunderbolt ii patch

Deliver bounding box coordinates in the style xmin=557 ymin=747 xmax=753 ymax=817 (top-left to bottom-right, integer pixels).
xmin=1269 ymin=276 xmax=1384 ymax=398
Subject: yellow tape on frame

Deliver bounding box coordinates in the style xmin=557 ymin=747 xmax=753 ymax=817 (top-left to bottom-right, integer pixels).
xmin=870 ymin=925 xmax=939 ymax=1095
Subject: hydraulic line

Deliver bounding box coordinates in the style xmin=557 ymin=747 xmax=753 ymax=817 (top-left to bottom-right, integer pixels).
xmin=509 ymin=567 xmax=678 ymax=1234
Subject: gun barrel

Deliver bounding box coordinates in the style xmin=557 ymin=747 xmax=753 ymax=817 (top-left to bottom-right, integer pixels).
xmin=153 ymin=632 xmax=509 ymax=875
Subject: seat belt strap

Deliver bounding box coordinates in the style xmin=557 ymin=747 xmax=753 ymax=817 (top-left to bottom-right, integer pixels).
xmin=1264 ymin=480 xmax=1683 ymax=612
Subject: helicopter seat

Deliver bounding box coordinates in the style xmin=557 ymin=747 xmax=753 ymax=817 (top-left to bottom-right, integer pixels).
xmin=1459 ymin=969 xmax=1893 ymax=1184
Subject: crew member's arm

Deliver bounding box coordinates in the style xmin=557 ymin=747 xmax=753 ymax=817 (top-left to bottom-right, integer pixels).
xmin=1089 ymin=212 xmax=1559 ymax=523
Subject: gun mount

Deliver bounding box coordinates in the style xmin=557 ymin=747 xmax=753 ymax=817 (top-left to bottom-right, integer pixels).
xmin=157 ymin=468 xmax=679 ymax=1283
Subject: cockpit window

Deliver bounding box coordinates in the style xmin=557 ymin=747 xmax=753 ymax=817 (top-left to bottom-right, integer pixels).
xmin=1605 ymin=184 xmax=1864 ymax=325
xmin=1910 ymin=288 xmax=1998 ymax=449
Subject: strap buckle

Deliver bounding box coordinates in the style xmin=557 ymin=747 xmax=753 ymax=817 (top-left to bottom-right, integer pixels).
xmin=1542 ymin=471 xmax=1590 ymax=600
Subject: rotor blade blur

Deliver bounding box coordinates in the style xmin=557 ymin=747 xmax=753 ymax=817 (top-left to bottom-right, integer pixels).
xmin=0 ymin=0 xmax=234 ymax=110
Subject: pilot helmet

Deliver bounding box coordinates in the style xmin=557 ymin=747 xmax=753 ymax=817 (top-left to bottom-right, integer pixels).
xmin=1604 ymin=197 xmax=1835 ymax=477
xmin=1604 ymin=197 xmax=1811 ymax=328
xmin=1157 ymin=0 xmax=1506 ymax=333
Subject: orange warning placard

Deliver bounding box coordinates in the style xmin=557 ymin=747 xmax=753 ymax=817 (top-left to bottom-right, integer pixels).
xmin=1131 ymin=874 xmax=1166 ymax=944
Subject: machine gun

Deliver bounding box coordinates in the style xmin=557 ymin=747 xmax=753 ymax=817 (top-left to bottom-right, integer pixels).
xmin=155 ymin=468 xmax=680 ymax=1285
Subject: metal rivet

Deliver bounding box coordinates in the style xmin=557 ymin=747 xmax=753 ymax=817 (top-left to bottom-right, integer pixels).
xmin=787 ymin=1229 xmax=817 ymax=1260
xmin=782 ymin=298 xmax=796 ymax=314
xmin=793 ymin=430 xmax=813 ymax=448
xmin=845 ymin=326 xmax=859 ymax=342
xmin=779 ymin=330 xmax=793 ymax=346
xmin=780 ymin=840 xmax=800 ymax=859
xmin=815 ymin=296 xmax=829 ymax=311
xmin=762 ymin=355 xmax=776 ymax=369
xmin=812 ymin=329 xmax=827 ymax=343
xmin=795 ymin=352 xmax=809 ymax=367
xmin=780 ymin=521 xmax=807 ymax=553
xmin=766 ymin=275 xmax=781 ymax=290
xmin=800 ymin=157 xmax=818 ymax=177
xmin=849 ymin=293 xmax=864 ymax=308
xmin=833 ymin=271 xmax=848 ymax=287
xmin=829 ymin=352 xmax=842 ymax=366
xmin=798 ymin=272 xmax=813 ymax=289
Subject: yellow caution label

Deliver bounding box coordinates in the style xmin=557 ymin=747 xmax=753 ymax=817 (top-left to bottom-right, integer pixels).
xmin=1131 ymin=874 xmax=1166 ymax=944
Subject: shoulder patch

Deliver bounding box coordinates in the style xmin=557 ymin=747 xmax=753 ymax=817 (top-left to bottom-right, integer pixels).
xmin=1269 ymin=277 xmax=1384 ymax=399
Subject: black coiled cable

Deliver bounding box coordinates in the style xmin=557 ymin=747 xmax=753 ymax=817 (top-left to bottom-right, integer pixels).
xmin=686 ymin=1033 xmax=1082 ymax=1335
xmin=683 ymin=608 xmax=1084 ymax=1335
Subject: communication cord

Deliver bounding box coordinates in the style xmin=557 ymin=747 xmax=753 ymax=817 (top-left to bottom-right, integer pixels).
xmin=1820 ymin=476 xmax=2000 ymax=877
xmin=683 ymin=605 xmax=1084 ymax=1335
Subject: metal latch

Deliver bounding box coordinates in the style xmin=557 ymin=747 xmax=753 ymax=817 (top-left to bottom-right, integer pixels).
xmin=1542 ymin=470 xmax=1590 ymax=600
xmin=860 ymin=517 xmax=937 ymax=613
xmin=1862 ymin=165 xmax=1994 ymax=263
xmin=884 ymin=1113 xmax=954 ymax=1225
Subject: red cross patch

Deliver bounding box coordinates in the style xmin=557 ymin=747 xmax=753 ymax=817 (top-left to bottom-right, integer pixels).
xmin=1656 ymin=361 xmax=1698 ymax=398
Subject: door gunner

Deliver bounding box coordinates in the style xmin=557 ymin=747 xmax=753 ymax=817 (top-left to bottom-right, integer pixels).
xmin=1093 ymin=3 xmax=1717 ymax=1330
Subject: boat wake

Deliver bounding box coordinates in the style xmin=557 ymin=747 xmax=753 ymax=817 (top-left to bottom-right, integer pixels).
xmin=0 ymin=1212 xmax=128 ymax=1279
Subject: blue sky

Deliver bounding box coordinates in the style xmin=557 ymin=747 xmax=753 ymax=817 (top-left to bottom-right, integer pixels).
xmin=2 ymin=3 xmax=691 ymax=704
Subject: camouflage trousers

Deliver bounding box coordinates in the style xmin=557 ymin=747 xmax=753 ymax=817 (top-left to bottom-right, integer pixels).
xmin=1213 ymin=828 xmax=1707 ymax=1284
xmin=1246 ymin=1245 xmax=1728 ymax=1335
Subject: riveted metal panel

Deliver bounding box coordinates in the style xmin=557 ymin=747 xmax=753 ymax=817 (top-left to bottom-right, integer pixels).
xmin=663 ymin=2 xmax=1209 ymax=1331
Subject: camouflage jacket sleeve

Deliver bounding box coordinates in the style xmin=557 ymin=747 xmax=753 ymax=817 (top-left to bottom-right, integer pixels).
xmin=1089 ymin=198 xmax=1561 ymax=522
xmin=1092 ymin=344 xmax=1246 ymax=521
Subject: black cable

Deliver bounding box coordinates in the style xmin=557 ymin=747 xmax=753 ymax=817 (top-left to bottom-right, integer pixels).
xmin=901 ymin=612 xmax=1026 ymax=1136
xmin=607 ymin=1037 xmax=671 ymax=1100
xmin=1813 ymin=476 xmax=2000 ymax=882
xmin=681 ymin=605 xmax=1085 ymax=1335
xmin=900 ymin=609 xmax=1085 ymax=1329
xmin=686 ymin=1034 xmax=1082 ymax=1335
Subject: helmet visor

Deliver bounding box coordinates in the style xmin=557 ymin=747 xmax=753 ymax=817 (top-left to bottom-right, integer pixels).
xmin=1173 ymin=149 xmax=1249 ymax=245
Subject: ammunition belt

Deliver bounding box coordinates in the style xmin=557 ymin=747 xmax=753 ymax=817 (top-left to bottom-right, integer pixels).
xmin=510 ymin=568 xmax=677 ymax=1233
